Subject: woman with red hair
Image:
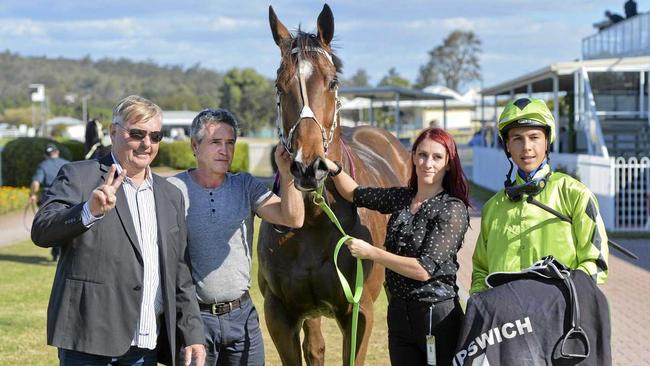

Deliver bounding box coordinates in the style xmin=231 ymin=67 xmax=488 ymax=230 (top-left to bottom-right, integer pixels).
xmin=324 ymin=127 xmax=470 ymax=365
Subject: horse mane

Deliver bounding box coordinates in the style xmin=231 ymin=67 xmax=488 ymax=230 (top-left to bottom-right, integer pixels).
xmin=276 ymin=27 xmax=343 ymax=90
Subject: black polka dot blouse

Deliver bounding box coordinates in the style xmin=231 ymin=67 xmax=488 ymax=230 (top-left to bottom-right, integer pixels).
xmin=353 ymin=186 xmax=469 ymax=302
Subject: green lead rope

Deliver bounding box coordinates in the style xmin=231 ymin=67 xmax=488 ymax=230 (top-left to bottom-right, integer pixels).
xmin=312 ymin=187 xmax=364 ymax=366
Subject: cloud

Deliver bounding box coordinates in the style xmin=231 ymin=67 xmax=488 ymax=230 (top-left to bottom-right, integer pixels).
xmin=59 ymin=18 xmax=147 ymax=37
xmin=0 ymin=0 xmax=618 ymax=89
xmin=0 ymin=17 xmax=148 ymax=42
xmin=0 ymin=18 xmax=47 ymax=37
xmin=0 ymin=14 xmax=264 ymax=43
xmin=205 ymin=16 xmax=262 ymax=31
xmin=402 ymin=17 xmax=475 ymax=31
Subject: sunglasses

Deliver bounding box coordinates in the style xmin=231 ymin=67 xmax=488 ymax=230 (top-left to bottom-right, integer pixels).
xmin=115 ymin=124 xmax=163 ymax=143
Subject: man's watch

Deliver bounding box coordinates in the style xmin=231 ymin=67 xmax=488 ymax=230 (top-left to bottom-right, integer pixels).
xmin=329 ymin=161 xmax=343 ymax=177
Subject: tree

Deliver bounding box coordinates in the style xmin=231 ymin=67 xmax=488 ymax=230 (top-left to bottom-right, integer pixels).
xmin=343 ymin=69 xmax=370 ymax=87
xmin=417 ymin=30 xmax=481 ymax=92
xmin=0 ymin=52 xmax=225 ymax=123
xmin=414 ymin=63 xmax=439 ymax=90
xmin=378 ymin=67 xmax=411 ymax=88
xmin=220 ymin=68 xmax=275 ymax=135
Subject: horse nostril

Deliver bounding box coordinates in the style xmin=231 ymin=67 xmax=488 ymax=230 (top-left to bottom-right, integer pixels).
xmin=290 ymin=161 xmax=303 ymax=178
xmin=317 ymin=158 xmax=328 ymax=172
xmin=313 ymin=157 xmax=329 ymax=181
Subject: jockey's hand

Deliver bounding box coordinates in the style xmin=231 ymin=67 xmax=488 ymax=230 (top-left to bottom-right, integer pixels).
xmin=29 ymin=194 xmax=38 ymax=205
xmin=88 ymin=165 xmax=126 ymax=217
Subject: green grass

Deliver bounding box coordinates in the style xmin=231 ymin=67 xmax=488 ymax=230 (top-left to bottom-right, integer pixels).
xmin=0 ymin=240 xmax=58 ymax=365
xmin=0 ymin=220 xmax=390 ymax=365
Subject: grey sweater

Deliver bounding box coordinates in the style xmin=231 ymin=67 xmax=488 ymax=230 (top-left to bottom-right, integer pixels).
xmin=168 ymin=170 xmax=271 ymax=303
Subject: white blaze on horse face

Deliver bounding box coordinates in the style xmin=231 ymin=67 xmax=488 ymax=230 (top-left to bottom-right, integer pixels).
xmin=297 ymin=58 xmax=313 ymax=80
xmin=294 ymin=147 xmax=304 ymax=164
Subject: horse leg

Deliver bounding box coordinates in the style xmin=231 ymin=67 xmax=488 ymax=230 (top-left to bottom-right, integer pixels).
xmin=336 ymin=297 xmax=374 ymax=366
xmin=302 ymin=317 xmax=326 ymax=366
xmin=264 ymin=293 xmax=303 ymax=366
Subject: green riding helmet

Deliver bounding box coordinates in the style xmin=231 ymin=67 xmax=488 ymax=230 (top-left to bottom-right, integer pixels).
xmin=498 ymin=98 xmax=555 ymax=144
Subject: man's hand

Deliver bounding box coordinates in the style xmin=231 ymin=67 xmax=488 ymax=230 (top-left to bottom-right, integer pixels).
xmin=183 ymin=344 xmax=206 ymax=366
xmin=274 ymin=142 xmax=293 ymax=175
xmin=89 ymin=165 xmax=126 ymax=217
xmin=29 ymin=193 xmax=38 ymax=205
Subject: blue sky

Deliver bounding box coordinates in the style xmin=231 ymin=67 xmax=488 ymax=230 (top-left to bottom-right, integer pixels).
xmin=0 ymin=0 xmax=629 ymax=92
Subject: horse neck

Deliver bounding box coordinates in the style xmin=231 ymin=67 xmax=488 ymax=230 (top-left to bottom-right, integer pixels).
xmin=303 ymin=180 xmax=350 ymax=228
xmin=327 ymin=131 xmax=359 ymax=181
xmin=324 ymin=127 xmax=347 ymax=165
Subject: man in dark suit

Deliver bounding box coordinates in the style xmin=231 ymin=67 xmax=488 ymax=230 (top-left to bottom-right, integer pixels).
xmin=32 ymin=95 xmax=206 ymax=366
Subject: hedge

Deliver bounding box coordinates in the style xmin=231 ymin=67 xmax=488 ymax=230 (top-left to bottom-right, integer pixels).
xmin=232 ymin=142 xmax=249 ymax=173
xmin=1 ymin=138 xmax=249 ymax=188
xmin=153 ymin=140 xmax=249 ymax=173
xmin=58 ymin=140 xmax=85 ymax=161
xmin=1 ymin=137 xmax=73 ymax=187
xmin=152 ymin=140 xmax=195 ymax=170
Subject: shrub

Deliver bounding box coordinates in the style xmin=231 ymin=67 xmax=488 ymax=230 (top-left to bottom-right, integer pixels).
xmin=1 ymin=138 xmax=72 ymax=187
xmin=153 ymin=140 xmax=249 ymax=172
xmin=0 ymin=186 xmax=30 ymax=214
xmin=231 ymin=142 xmax=249 ymax=173
xmin=58 ymin=139 xmax=85 ymax=161
xmin=153 ymin=140 xmax=196 ymax=170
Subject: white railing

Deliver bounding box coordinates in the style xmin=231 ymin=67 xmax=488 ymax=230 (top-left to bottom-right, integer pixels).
xmin=613 ymin=156 xmax=650 ymax=231
xmin=246 ymin=142 xmax=275 ymax=177
xmin=582 ymin=11 xmax=650 ymax=59
xmin=578 ymin=69 xmax=610 ymax=157
xmin=471 ymin=146 xmax=650 ymax=232
xmin=596 ymin=111 xmax=646 ymax=118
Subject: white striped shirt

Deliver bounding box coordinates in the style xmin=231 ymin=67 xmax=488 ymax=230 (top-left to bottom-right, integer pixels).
xmin=83 ymin=155 xmax=163 ymax=349
xmin=82 ymin=156 xmax=164 ymax=348
xmin=113 ymin=159 xmax=163 ymax=349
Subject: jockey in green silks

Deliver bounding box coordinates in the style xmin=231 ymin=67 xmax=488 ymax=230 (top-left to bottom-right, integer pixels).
xmin=470 ymin=97 xmax=609 ymax=294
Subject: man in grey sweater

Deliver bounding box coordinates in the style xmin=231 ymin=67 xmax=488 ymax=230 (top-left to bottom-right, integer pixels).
xmin=168 ymin=108 xmax=304 ymax=366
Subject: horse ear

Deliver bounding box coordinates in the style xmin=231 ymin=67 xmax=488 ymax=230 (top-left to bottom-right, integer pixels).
xmin=317 ymin=4 xmax=334 ymax=47
xmin=269 ymin=5 xmax=291 ymax=47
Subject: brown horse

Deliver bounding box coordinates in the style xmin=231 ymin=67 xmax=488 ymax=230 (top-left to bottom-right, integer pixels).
xmin=258 ymin=4 xmax=410 ymax=365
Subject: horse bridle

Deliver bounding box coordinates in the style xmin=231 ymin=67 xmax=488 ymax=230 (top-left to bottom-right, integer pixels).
xmin=276 ymin=46 xmax=342 ymax=155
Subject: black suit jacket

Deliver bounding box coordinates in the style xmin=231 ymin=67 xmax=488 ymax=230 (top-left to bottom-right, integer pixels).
xmin=31 ymin=154 xmax=204 ymax=365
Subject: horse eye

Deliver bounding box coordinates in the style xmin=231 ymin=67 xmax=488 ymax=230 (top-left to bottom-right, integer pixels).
xmin=329 ymin=79 xmax=339 ymax=90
